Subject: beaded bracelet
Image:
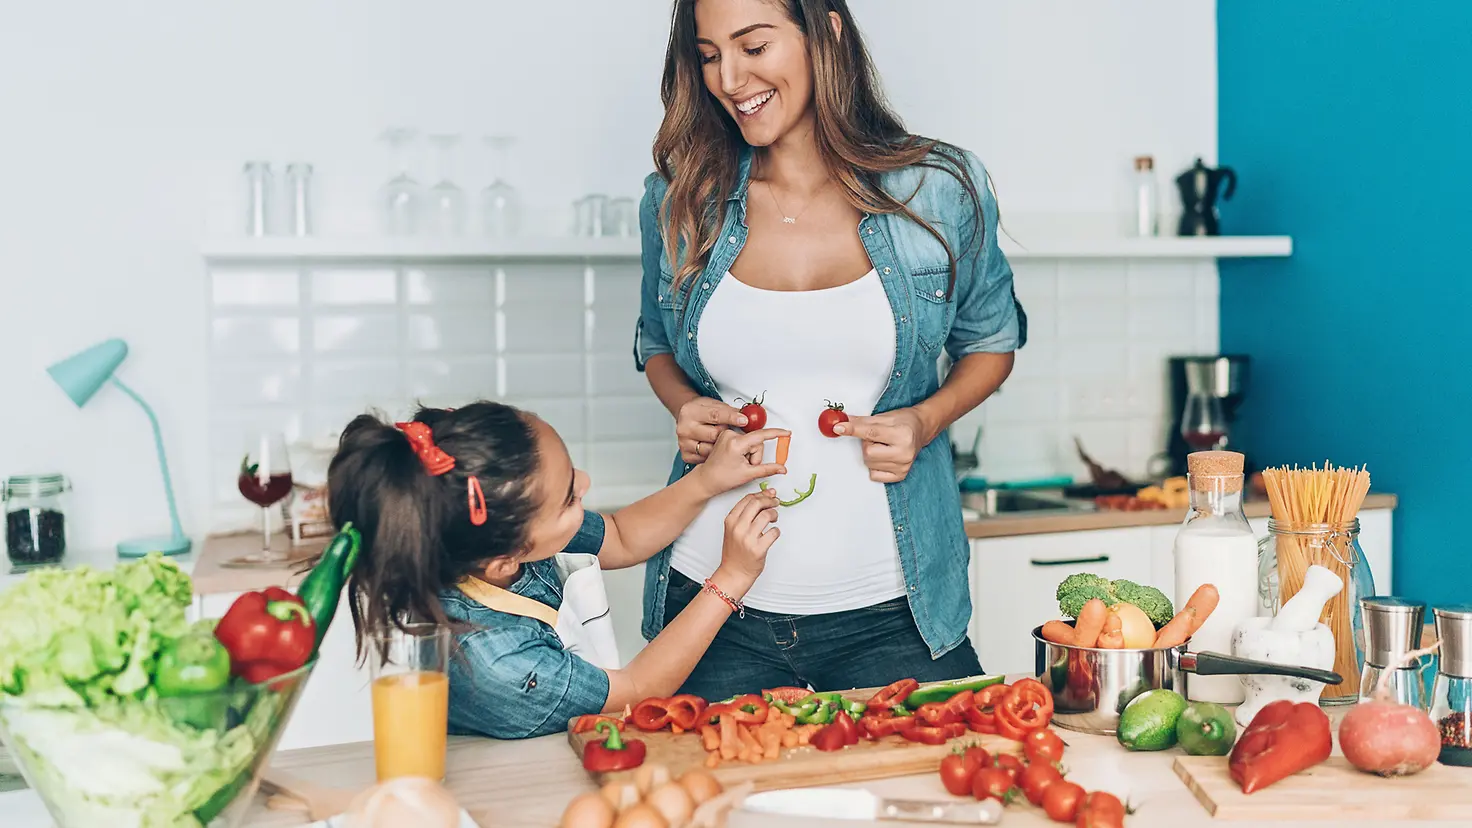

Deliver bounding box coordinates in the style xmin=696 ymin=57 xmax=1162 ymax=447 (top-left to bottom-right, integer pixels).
xmin=703 ymin=577 xmax=745 ymax=619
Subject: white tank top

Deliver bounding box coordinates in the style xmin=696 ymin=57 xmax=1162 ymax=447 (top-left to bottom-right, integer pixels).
xmin=670 ymin=269 xmax=906 ymax=614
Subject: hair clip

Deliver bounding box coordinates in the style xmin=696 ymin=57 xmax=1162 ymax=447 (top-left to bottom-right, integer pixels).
xmin=467 ymin=477 xmax=487 ymax=526
xmin=394 ymin=421 xmax=456 ymax=476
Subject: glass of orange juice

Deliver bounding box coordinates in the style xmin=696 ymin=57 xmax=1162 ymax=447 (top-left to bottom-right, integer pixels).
xmin=368 ymin=623 xmax=451 ymax=782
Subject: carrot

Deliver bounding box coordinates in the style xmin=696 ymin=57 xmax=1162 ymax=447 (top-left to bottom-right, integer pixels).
xmin=775 ymin=435 xmax=791 ymax=466
xmin=765 ymin=705 xmax=781 ymax=723
xmin=704 ymin=751 xmax=721 ymax=768
xmin=1097 ymin=612 xmax=1125 ymax=649
xmin=795 ymin=724 xmax=818 ymax=746
xmin=781 ymin=713 xmax=796 ymax=728
xmin=700 ymin=725 xmax=720 ymax=752
xmin=719 ymin=715 xmax=740 ymax=760
xmin=1072 ymin=598 xmax=1109 ymax=648
xmin=671 ymin=723 xmax=684 ymax=734
xmin=780 ymin=730 xmax=799 ymax=748
xmin=758 ymin=724 xmax=781 ymax=760
xmin=1041 ymin=620 xmax=1078 ymax=645
xmin=738 ymin=724 xmax=763 ymax=764
xmin=1154 ymin=584 xmax=1220 ymax=648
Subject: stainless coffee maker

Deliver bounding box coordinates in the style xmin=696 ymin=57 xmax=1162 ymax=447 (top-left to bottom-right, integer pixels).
xmin=1165 ymin=356 xmax=1250 ymax=477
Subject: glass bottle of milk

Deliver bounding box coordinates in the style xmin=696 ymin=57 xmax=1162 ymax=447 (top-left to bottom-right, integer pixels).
xmin=1174 ymin=450 xmax=1259 ymax=704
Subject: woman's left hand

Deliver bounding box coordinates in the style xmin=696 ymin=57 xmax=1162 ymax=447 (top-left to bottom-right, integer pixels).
xmin=834 ymin=408 xmax=933 ymax=484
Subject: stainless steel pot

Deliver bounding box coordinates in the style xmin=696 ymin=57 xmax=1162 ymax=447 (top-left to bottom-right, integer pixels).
xmin=1031 ymin=625 xmax=1343 ymax=735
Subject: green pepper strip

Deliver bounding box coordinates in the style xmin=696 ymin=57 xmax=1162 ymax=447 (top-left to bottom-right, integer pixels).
xmin=801 ymin=692 xmax=846 ymax=707
xmin=596 ymin=719 xmax=625 ymax=750
xmin=797 ymin=703 xmax=834 ymax=726
xmin=759 ymin=474 xmax=818 ymax=507
xmin=846 ymin=700 xmax=867 ymax=718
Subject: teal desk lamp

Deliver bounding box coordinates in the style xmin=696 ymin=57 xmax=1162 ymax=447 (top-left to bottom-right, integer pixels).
xmin=47 ymin=338 xmax=191 ymax=557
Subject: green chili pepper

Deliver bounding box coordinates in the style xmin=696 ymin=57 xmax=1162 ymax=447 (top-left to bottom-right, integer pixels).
xmin=295 ymin=522 xmax=362 ymax=655
xmin=759 ymin=474 xmax=819 ymax=507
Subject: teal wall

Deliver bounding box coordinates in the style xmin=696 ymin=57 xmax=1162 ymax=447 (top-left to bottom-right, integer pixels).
xmin=1217 ymin=2 xmax=1472 ymax=605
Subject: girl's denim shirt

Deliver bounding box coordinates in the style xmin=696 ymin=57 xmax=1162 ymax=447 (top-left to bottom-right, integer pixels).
xmin=633 ymin=146 xmax=1027 ymax=658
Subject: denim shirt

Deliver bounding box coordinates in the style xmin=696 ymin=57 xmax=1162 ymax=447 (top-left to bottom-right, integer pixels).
xmin=440 ymin=510 xmax=610 ymax=739
xmin=633 ymin=145 xmax=1027 ymax=658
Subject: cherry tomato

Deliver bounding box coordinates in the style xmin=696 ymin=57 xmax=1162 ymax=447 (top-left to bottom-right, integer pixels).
xmin=1042 ymin=781 xmax=1085 ymax=823
xmin=938 ymin=752 xmax=977 ymax=796
xmin=736 ymin=393 xmax=767 ymax=431
xmin=1023 ymin=728 xmax=1067 ymax=765
xmin=818 ymin=400 xmax=848 ymax=437
xmin=970 ymin=767 xmax=1018 ymax=804
xmin=994 ymin=753 xmax=1025 ymax=781
xmin=1076 ymin=791 xmax=1127 ymax=828
xmin=1018 ymin=761 xmax=1063 ymax=806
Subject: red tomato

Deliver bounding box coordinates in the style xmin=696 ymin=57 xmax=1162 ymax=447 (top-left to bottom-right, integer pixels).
xmin=818 ymin=400 xmax=848 ymax=437
xmin=1042 ymin=781 xmax=1085 ymax=823
xmin=938 ymin=752 xmax=977 ymax=796
xmin=1019 ymin=761 xmax=1063 ymax=806
xmin=810 ymin=722 xmax=849 ymax=752
xmin=995 ymin=753 xmax=1025 ymax=781
xmin=970 ymin=767 xmax=1018 ymax=804
xmin=1024 ymin=728 xmax=1067 ymax=765
xmin=1076 ymin=792 xmax=1127 ymax=828
xmin=737 ymin=393 xmax=767 ymax=431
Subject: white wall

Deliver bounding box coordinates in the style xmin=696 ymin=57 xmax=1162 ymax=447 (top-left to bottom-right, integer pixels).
xmin=0 ymin=1 xmax=1217 ymax=551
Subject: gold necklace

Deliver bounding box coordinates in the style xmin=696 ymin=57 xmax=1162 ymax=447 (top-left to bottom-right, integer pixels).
xmin=764 ymin=180 xmax=829 ymax=225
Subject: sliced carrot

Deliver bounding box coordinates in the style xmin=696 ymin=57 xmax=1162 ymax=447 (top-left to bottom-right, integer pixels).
xmin=781 ymin=730 xmax=799 ymax=748
xmin=700 ymin=725 xmax=720 ymax=752
xmin=765 ymin=705 xmax=781 ymax=723
xmin=671 ymin=723 xmax=684 ymax=735
xmin=775 ymin=435 xmax=791 ymax=466
xmin=719 ymin=715 xmax=739 ymax=760
xmin=704 ymin=751 xmax=721 ymax=768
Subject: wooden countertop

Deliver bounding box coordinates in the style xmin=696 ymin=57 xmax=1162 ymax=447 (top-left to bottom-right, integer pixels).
xmin=188 ymin=532 xmax=329 ymax=596
xmin=233 ymin=676 xmax=1458 ymax=828
xmin=967 ymin=492 xmax=1399 ymax=539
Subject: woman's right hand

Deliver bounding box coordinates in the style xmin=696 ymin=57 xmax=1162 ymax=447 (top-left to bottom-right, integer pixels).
xmin=677 ymin=396 xmax=749 ymax=464
xmin=717 ymin=490 xmax=781 ymax=584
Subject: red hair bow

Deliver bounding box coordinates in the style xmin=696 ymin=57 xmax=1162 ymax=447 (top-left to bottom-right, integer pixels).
xmin=395 ymin=421 xmax=456 ymax=476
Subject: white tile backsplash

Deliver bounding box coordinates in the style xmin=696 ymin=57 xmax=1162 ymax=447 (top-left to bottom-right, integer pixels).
xmin=206 ymin=258 xmax=1215 ymax=524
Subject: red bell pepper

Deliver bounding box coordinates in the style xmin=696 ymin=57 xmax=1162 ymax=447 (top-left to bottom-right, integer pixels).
xmin=583 ymin=721 xmax=646 ymax=772
xmin=966 ymin=684 xmax=1010 ymax=734
xmin=867 ymin=678 xmax=919 ymax=711
xmin=213 ymin=587 xmax=315 ymax=683
xmin=666 ymin=694 xmax=708 ymax=730
xmin=830 ymin=706 xmax=861 ymax=745
xmin=631 ymin=697 xmax=673 ymax=731
xmin=860 ymin=709 xmax=918 ymax=740
xmin=901 ymin=722 xmax=967 ymax=745
xmin=1228 ymin=700 xmax=1332 ymax=794
xmin=915 ymin=702 xmax=963 ymax=727
xmin=706 ymin=694 xmax=769 ymax=725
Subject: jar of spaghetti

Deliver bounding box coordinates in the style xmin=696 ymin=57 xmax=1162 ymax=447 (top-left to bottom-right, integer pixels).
xmin=1257 ymin=519 xmax=1375 ymax=704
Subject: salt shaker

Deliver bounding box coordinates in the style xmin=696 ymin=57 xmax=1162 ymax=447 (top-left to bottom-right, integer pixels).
xmin=285 ymin=163 xmax=313 ymax=236
xmin=1430 ymin=605 xmax=1472 ymax=766
xmin=1360 ymin=597 xmax=1432 ymax=709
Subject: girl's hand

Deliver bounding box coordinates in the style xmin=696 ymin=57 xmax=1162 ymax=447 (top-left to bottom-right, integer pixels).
xmin=676 ymin=397 xmax=748 ymax=464
xmin=717 ymin=490 xmax=781 ymax=583
xmin=834 ymin=408 xmax=931 ymax=483
xmin=692 ymin=427 xmax=789 ymax=496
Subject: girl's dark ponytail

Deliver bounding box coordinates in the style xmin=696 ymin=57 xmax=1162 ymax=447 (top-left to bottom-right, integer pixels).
xmin=326 ymin=403 xmax=541 ymax=661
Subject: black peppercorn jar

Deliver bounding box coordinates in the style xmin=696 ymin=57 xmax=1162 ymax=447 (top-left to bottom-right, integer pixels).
xmin=4 ymin=473 xmax=70 ymax=571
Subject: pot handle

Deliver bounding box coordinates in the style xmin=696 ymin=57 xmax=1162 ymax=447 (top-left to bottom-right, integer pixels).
xmin=1182 ymin=651 xmax=1343 ymax=685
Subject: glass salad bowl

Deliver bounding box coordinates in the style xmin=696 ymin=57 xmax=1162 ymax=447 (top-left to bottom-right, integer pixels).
xmin=0 ymin=661 xmax=316 ymax=828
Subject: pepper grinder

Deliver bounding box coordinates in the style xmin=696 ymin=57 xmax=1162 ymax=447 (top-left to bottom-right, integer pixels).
xmin=1431 ymin=605 xmax=1472 ymax=766
xmin=1360 ymin=597 xmax=1431 ymax=709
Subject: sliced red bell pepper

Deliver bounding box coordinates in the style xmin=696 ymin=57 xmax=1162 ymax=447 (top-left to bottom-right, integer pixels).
xmin=996 ymin=679 xmax=1054 ymax=735
xmin=213 ymin=587 xmax=315 ymax=683
xmin=966 ymin=684 xmax=1010 ymax=734
xmin=631 ymin=697 xmax=673 ymax=731
xmin=867 ymin=678 xmax=919 ymax=710
xmin=860 ymin=710 xmax=918 ymax=740
xmin=902 ymin=723 xmax=963 ymax=745
xmin=571 ymin=714 xmax=625 ymax=734
xmin=943 ymin=689 xmax=976 ymax=722
xmin=583 ymin=721 xmax=646 ymax=772
xmin=811 ymin=721 xmax=850 ymax=751
xmin=830 ymin=706 xmax=861 ymax=745
xmin=1229 ymin=700 xmax=1332 ymax=794
xmin=706 ymin=693 xmax=769 ymax=725
xmin=666 ymin=694 xmax=708 ymax=730
xmin=915 ymin=702 xmax=963 ymax=727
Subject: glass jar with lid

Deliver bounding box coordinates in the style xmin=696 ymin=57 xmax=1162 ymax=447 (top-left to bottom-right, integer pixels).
xmin=1257 ymin=518 xmax=1376 ymax=704
xmin=4 ymin=473 xmax=71 ymax=570
xmin=1431 ymin=605 xmax=1472 ymax=767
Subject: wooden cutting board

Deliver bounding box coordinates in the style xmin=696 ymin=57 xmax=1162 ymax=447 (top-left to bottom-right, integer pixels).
xmin=1174 ymin=755 xmax=1472 ymax=820
xmin=568 ymin=687 xmax=1021 ymax=793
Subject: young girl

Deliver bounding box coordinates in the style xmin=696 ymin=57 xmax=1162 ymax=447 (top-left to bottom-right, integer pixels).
xmin=326 ymin=401 xmax=787 ymax=739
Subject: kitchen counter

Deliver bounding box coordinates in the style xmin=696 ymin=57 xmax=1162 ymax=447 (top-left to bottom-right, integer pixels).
xmin=225 ymin=685 xmax=1458 ymax=828
xmin=967 ymin=492 xmax=1398 ymax=539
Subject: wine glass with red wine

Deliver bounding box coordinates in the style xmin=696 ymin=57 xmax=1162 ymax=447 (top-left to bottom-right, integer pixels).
xmin=239 ymin=432 xmax=293 ymax=561
xmin=1180 ymin=391 xmax=1229 ymax=451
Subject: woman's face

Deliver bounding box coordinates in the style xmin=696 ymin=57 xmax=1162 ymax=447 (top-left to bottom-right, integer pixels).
xmin=695 ymin=0 xmax=815 ymax=148
xmin=517 ymin=416 xmax=591 ymax=562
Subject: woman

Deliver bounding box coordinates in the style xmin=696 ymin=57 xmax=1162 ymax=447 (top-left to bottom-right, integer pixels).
xmin=634 ymin=0 xmax=1026 ymax=698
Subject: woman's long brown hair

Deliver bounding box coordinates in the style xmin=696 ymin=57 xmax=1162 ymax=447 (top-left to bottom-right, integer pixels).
xmin=654 ymin=0 xmax=989 ymax=301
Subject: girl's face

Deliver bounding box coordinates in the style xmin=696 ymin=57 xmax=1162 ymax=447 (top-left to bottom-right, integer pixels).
xmin=695 ymin=0 xmax=816 ymax=148
xmin=517 ymin=416 xmax=591 ymax=562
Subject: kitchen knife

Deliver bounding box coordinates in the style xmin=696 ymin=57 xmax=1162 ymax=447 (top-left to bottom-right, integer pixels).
xmin=739 ymin=788 xmax=1004 ymax=824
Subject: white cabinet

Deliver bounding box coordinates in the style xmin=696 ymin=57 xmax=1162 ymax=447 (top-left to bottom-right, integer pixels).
xmin=969 ymin=527 xmax=1153 ymax=676
xmin=194 ymin=591 xmax=373 ymax=751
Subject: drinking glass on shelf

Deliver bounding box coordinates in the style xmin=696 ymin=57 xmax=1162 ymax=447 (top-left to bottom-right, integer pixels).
xmin=1180 ymin=390 xmax=1228 ymax=451
xmin=574 ymin=194 xmax=609 ymax=237
xmin=379 ymin=127 xmax=423 ymax=236
xmin=424 ymin=134 xmax=467 ymax=237
xmin=604 ymin=197 xmax=636 ymax=237
xmin=480 ymin=134 xmax=521 ymax=238
xmin=369 ymin=623 xmax=451 ymax=782
xmin=237 ymin=432 xmax=293 ymax=562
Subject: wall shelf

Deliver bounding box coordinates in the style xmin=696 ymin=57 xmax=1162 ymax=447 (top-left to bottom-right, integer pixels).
xmin=202 ymin=234 xmax=1292 ymax=264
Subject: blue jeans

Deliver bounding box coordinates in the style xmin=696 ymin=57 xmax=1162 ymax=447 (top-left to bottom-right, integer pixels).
xmin=663 ymin=571 xmax=984 ymax=699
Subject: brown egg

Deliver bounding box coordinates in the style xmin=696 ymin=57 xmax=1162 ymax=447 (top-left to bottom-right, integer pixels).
xmin=675 ymin=769 xmax=722 ymax=805
xmin=559 ymin=792 xmax=616 ymax=828
xmin=600 ymin=781 xmax=640 ymax=811
xmin=611 ymin=802 xmax=669 ymax=828
xmin=632 ymin=762 xmax=671 ymax=795
xmin=644 ymin=782 xmax=694 ymax=825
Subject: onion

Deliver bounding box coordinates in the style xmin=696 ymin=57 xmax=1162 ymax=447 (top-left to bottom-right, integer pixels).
xmin=1339 ymin=641 xmax=1442 ymax=777
xmin=343 ymin=777 xmax=460 ymax=828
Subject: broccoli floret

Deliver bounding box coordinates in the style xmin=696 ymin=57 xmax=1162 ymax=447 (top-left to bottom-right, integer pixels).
xmin=1055 ymin=573 xmax=1116 ymax=620
xmin=1112 ymin=580 xmax=1175 ymax=627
